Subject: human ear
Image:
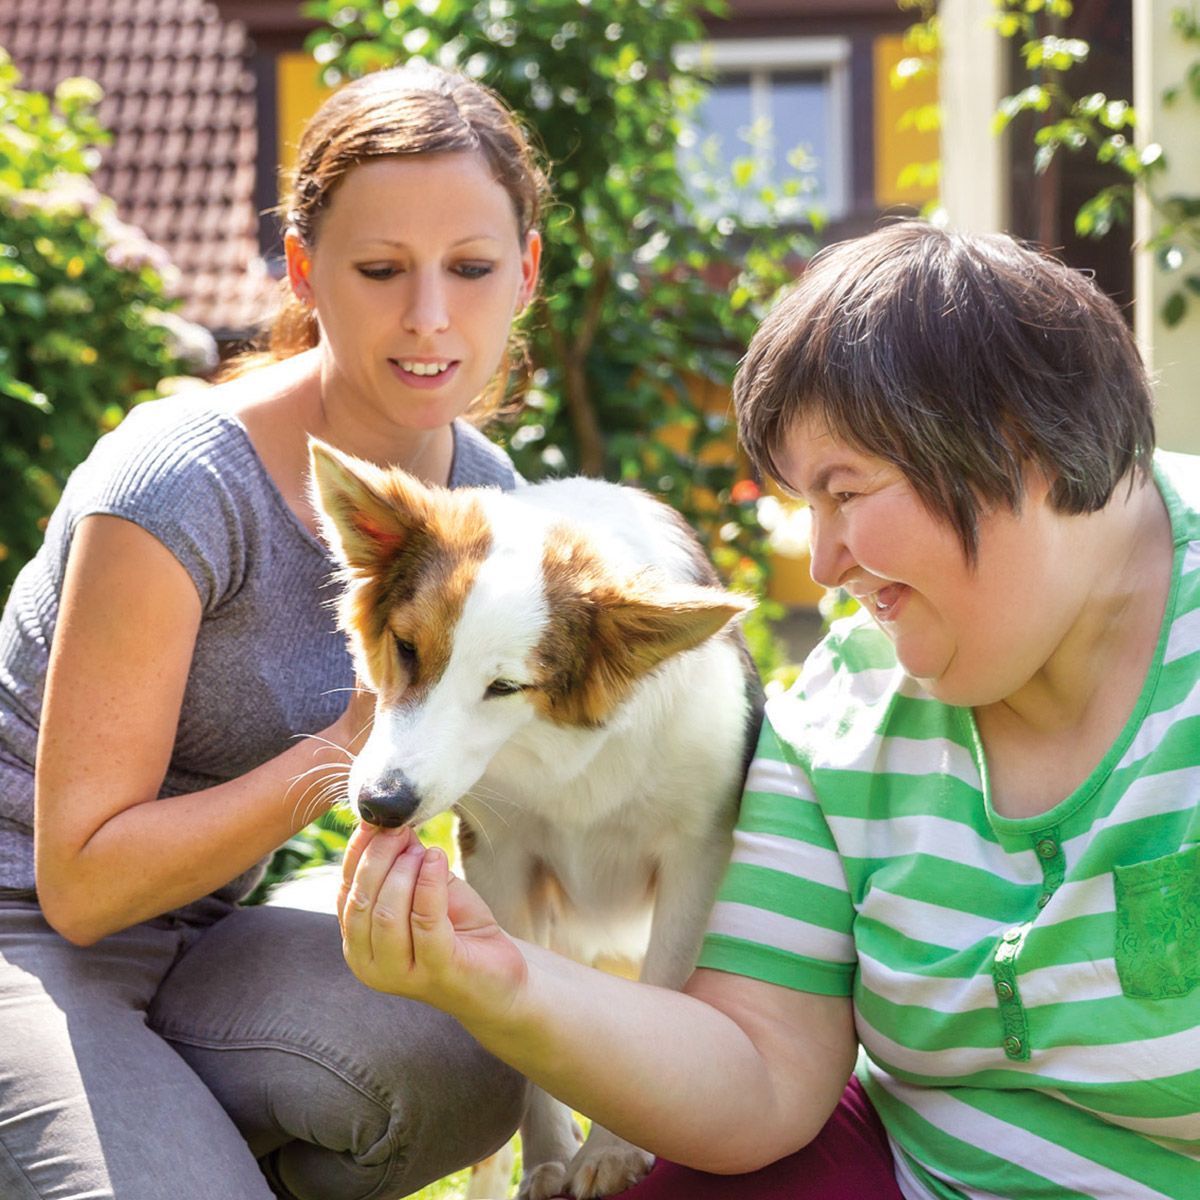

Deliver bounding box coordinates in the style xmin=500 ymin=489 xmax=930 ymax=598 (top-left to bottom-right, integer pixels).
xmin=517 ymin=229 xmax=542 ymax=310
xmin=284 ymin=229 xmax=315 ymax=308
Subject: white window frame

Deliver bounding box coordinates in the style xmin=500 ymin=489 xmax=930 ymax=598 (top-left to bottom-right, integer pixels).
xmin=676 ymin=36 xmax=852 ymax=219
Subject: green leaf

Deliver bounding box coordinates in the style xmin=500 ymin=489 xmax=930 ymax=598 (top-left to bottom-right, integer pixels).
xmin=0 ymin=375 xmax=51 ymax=411
xmin=0 ymin=261 xmax=37 ymax=287
xmin=1100 ymin=98 xmax=1131 ymax=129
xmin=1157 ymin=243 xmax=1185 ymax=272
xmin=731 ymin=157 xmax=755 ymax=188
xmin=1162 ymin=290 xmax=1187 ymax=326
xmin=1139 ymin=142 xmax=1166 ymax=169
xmin=1033 ymin=143 xmax=1057 ymax=174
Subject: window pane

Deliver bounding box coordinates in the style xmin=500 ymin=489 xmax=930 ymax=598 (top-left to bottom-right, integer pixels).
xmin=770 ymin=72 xmax=829 ymax=194
xmin=693 ymin=72 xmax=755 ymax=160
xmin=685 ymin=69 xmax=830 ymax=221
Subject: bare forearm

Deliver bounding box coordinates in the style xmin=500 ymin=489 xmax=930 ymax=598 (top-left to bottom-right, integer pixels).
xmin=36 ymin=735 xmax=348 ymax=944
xmin=339 ymin=827 xmax=858 ymax=1173
xmin=460 ymin=946 xmax=852 ymax=1173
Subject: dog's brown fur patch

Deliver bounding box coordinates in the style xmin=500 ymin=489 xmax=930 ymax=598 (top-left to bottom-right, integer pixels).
xmin=359 ymin=490 xmax=493 ymax=701
xmin=312 ymin=445 xmax=493 ymax=701
xmin=457 ymin=812 xmax=479 ymax=861
xmin=530 ymin=523 xmax=748 ymax=728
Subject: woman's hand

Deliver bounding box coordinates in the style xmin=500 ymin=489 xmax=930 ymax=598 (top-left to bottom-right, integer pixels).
xmin=338 ymin=823 xmax=529 ymax=1027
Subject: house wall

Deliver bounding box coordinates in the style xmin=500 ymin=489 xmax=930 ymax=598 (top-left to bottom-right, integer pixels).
xmin=1134 ymin=0 xmax=1200 ymax=453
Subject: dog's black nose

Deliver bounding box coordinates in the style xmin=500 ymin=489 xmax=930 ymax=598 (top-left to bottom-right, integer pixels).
xmin=356 ymin=775 xmax=422 ymax=828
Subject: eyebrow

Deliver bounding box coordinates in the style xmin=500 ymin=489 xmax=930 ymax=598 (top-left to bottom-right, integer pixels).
xmin=808 ymin=463 xmax=860 ymax=496
xmin=353 ymin=235 xmax=505 ymax=251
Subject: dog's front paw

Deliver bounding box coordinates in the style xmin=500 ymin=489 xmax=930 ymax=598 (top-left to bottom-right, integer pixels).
xmin=563 ymin=1133 xmax=654 ymax=1199
xmin=517 ymin=1160 xmax=570 ymax=1200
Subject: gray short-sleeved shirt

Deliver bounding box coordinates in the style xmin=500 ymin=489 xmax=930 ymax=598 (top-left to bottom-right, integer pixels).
xmin=0 ymin=397 xmax=519 ymax=900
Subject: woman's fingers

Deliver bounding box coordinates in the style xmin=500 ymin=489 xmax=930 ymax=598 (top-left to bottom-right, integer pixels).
xmin=409 ymin=845 xmax=451 ymax=948
xmin=337 ymin=821 xmax=375 ymax=921
xmin=339 ymin=825 xmax=414 ymax=963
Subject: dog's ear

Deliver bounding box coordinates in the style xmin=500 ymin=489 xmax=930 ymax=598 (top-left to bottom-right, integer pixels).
xmin=308 ymin=440 xmax=428 ymax=572
xmin=592 ymin=584 xmax=752 ymax=684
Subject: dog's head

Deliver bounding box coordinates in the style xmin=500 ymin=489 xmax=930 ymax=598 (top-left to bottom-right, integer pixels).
xmin=310 ymin=440 xmax=750 ymax=828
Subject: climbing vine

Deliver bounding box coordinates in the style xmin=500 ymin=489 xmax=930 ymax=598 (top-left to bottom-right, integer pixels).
xmin=892 ymin=0 xmax=1200 ymax=326
xmin=992 ymin=0 xmax=1200 ymax=325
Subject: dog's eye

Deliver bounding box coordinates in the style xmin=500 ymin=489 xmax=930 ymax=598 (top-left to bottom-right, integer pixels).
xmin=484 ymin=679 xmax=525 ymax=699
xmin=394 ymin=638 xmax=417 ymax=667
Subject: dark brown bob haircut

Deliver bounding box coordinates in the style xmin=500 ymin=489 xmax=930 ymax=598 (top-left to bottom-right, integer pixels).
xmin=735 ymin=222 xmax=1156 ymax=558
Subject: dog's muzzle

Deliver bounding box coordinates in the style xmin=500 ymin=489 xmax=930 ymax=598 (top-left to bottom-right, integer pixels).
xmin=355 ymin=773 xmax=422 ymax=829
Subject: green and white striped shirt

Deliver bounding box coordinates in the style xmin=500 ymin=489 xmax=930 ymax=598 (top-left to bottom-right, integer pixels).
xmin=699 ymin=451 xmax=1200 ymax=1199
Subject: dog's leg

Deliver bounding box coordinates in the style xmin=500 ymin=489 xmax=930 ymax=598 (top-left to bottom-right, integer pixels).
xmin=466 ymin=1141 xmax=515 ymax=1200
xmin=556 ymin=834 xmax=733 ymax=1199
xmin=460 ymin=830 xmax=585 ymax=1200
xmin=516 ymin=1087 xmax=586 ymax=1200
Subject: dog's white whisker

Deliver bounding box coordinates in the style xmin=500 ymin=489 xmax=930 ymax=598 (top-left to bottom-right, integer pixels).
xmin=462 ymin=790 xmax=515 ymax=832
xmin=458 ymin=807 xmax=498 ymax=860
xmin=288 ymin=760 xmax=350 ymax=783
xmin=465 ymin=782 xmax=517 ymax=810
xmin=462 ymin=795 xmax=509 ymax=835
xmin=296 ymin=732 xmax=352 ymax=758
xmin=283 ymin=763 xmax=350 ymax=804
xmin=284 ymin=764 xmax=351 ymax=828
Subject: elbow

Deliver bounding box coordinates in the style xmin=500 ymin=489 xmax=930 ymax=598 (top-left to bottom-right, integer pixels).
xmin=38 ymin=893 xmax=106 ymax=947
xmin=35 ymin=869 xmax=113 ymax=947
xmin=680 ymin=1110 xmax=831 ymax=1176
xmin=55 ymin=922 xmax=105 ymax=949
xmin=36 ymin=841 xmax=115 ymax=946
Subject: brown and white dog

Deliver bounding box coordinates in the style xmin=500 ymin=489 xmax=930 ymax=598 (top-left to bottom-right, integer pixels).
xmin=310 ymin=441 xmax=763 ymax=1200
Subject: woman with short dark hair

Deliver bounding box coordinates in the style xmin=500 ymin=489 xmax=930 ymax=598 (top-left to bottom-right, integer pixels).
xmin=338 ymin=223 xmax=1199 ymax=1200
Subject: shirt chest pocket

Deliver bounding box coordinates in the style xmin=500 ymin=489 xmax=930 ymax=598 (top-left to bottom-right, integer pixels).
xmin=1113 ymin=845 xmax=1200 ymax=1000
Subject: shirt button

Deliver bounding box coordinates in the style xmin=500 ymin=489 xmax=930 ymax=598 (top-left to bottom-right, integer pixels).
xmin=995 ymin=980 xmax=1015 ymax=1001
xmin=1002 ymin=927 xmax=1022 ymax=943
xmin=1036 ymin=838 xmax=1058 ymax=859
xmin=1037 ymin=892 xmax=1053 ymax=909
xmin=1003 ymin=1035 xmax=1023 ymax=1056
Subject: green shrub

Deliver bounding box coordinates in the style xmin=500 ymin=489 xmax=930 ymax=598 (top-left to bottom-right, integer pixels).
xmin=0 ymin=49 xmax=204 ymax=597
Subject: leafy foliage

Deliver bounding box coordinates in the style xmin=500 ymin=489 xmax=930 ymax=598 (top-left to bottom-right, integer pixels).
xmin=302 ymin=0 xmax=817 ymax=627
xmin=990 ymin=0 xmax=1200 ymax=326
xmin=892 ymin=0 xmax=943 ymax=209
xmin=0 ymin=50 xmax=194 ymax=596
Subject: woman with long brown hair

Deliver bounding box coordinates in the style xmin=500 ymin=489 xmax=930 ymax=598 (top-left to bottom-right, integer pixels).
xmin=0 ymin=61 xmax=544 ymax=1198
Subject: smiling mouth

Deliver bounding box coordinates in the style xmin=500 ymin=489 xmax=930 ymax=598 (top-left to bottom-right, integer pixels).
xmin=392 ymin=359 xmax=453 ymax=377
xmin=868 ymin=583 xmax=907 ymax=619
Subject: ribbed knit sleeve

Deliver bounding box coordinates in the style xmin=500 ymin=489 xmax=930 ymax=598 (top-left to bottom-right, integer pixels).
xmin=64 ymin=401 xmax=258 ymax=612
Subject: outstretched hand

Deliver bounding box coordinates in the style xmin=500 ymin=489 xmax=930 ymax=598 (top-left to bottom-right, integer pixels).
xmin=337 ymin=822 xmax=529 ymax=1026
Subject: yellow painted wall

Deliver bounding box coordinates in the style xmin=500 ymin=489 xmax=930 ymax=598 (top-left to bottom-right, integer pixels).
xmin=874 ymin=33 xmax=939 ymax=209
xmin=277 ymin=51 xmax=336 ymax=194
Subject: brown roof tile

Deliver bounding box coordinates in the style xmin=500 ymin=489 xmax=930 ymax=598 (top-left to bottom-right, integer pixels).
xmin=0 ymin=0 xmax=278 ymax=337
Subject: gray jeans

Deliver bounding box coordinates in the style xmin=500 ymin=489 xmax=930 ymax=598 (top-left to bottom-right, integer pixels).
xmin=0 ymin=895 xmax=525 ymax=1199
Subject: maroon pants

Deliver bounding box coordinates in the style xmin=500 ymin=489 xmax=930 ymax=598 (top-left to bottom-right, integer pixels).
xmin=604 ymin=1075 xmax=903 ymax=1200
